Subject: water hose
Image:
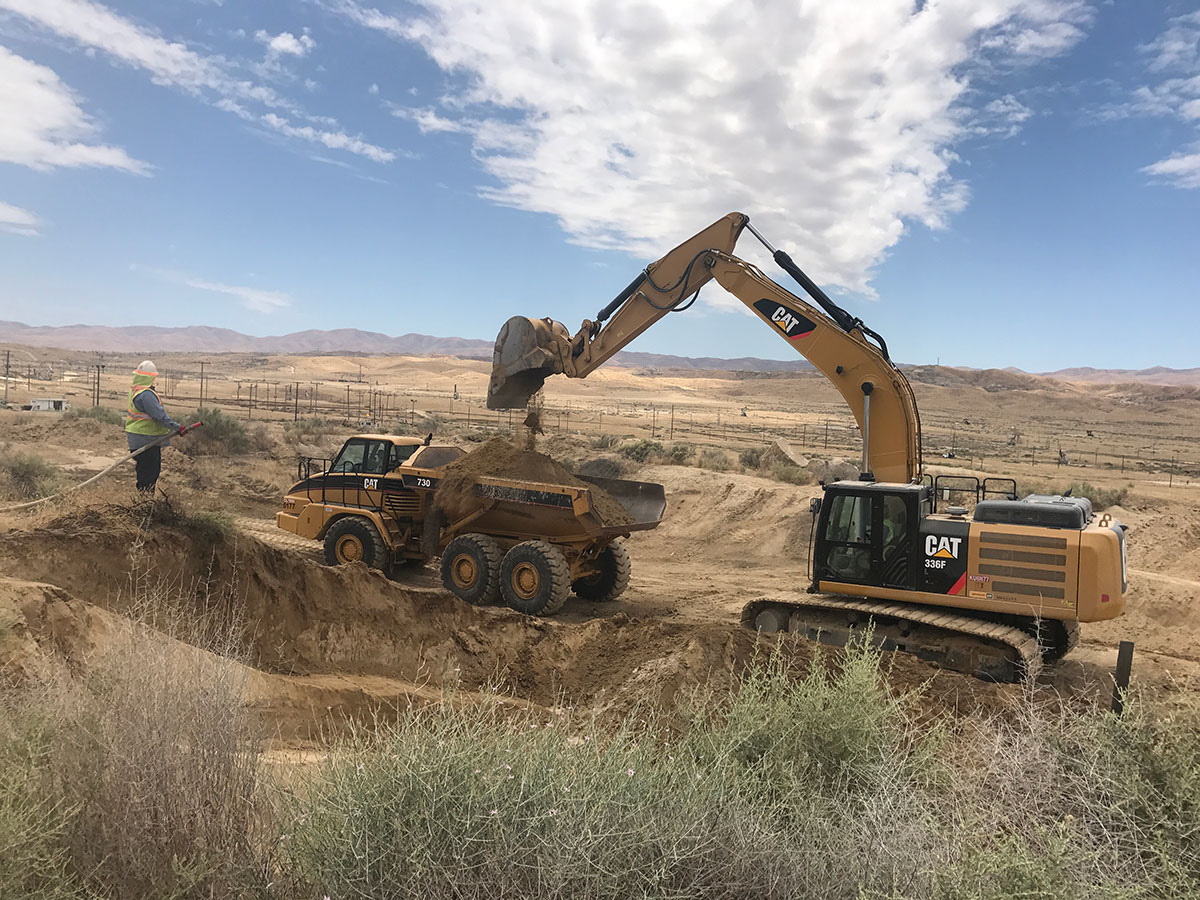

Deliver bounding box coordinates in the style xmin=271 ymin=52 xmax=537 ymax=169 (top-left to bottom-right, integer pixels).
xmin=0 ymin=422 xmax=202 ymax=513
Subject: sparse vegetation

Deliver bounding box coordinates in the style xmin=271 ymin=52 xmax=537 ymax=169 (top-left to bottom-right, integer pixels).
xmin=65 ymin=405 xmax=124 ymax=426
xmin=739 ymin=447 xmax=766 ymax=469
xmin=181 ymin=407 xmax=249 ymax=455
xmin=590 ymin=433 xmax=620 ymax=450
xmin=5 ymin=622 xmax=1200 ymax=900
xmin=768 ymin=462 xmax=813 ymax=485
xmin=576 ymin=457 xmax=628 ymax=479
xmin=697 ymin=447 xmax=731 ymax=471
xmin=664 ymin=442 xmax=695 ymax=465
xmin=1067 ymin=481 xmax=1128 ymax=511
xmin=0 ymin=450 xmax=62 ymax=500
xmin=283 ymin=415 xmax=338 ymax=443
xmin=619 ymin=439 xmax=665 ymax=462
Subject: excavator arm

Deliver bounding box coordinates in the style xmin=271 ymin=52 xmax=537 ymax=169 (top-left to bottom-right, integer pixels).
xmin=487 ymin=212 xmax=922 ymax=484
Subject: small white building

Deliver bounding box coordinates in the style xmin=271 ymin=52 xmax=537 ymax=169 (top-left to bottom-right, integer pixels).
xmin=30 ymin=398 xmax=70 ymax=412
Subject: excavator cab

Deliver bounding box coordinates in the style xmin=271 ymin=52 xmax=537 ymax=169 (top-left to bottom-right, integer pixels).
xmin=813 ymin=483 xmax=928 ymax=592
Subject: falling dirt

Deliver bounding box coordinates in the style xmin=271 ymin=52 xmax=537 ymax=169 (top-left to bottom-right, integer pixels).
xmin=434 ymin=436 xmax=634 ymax=525
xmin=522 ymin=390 xmax=545 ymax=450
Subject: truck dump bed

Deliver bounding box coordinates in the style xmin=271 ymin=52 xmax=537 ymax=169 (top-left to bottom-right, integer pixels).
xmin=425 ymin=469 xmax=666 ymax=545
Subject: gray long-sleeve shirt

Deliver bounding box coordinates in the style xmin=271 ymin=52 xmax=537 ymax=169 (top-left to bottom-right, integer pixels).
xmin=126 ymin=388 xmax=181 ymax=450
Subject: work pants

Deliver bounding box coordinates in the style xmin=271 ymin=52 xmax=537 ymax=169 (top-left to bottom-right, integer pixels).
xmin=135 ymin=445 xmax=162 ymax=492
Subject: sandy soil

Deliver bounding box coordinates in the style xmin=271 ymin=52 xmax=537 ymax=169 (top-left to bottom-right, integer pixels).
xmin=2 ymin=348 xmax=1199 ymax=745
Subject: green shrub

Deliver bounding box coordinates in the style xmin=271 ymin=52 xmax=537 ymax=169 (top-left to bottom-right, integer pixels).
xmin=1067 ymin=481 xmax=1127 ymax=511
xmin=665 ymin=442 xmax=695 ymax=465
xmin=576 ymin=457 xmax=628 ymax=479
xmin=0 ymin=451 xmax=61 ymax=500
xmin=283 ymin=416 xmax=337 ymax=443
xmin=739 ymin=447 xmax=766 ymax=469
xmin=697 ymin=447 xmax=731 ymax=471
xmin=65 ymin=405 xmax=123 ymax=426
xmin=182 ymin=407 xmax=249 ymax=455
xmin=284 ymin=644 xmax=941 ymax=900
xmin=618 ymin=439 xmax=664 ymax=462
xmin=769 ymin=463 xmax=813 ymax=486
xmin=590 ymin=433 xmax=619 ymax=450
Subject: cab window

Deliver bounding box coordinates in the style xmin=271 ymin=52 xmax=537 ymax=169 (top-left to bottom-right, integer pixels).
xmin=825 ymin=493 xmax=871 ymax=544
xmin=882 ymin=495 xmax=907 ymax=551
xmin=362 ymin=440 xmax=391 ymax=476
xmin=330 ymin=439 xmax=367 ymax=474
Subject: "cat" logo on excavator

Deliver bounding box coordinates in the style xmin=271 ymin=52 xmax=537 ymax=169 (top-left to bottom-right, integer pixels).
xmin=925 ymin=535 xmax=962 ymax=559
xmin=752 ymin=299 xmax=816 ymax=340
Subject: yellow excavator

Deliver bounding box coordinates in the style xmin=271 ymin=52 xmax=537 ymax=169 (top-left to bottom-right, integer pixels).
xmin=486 ymin=212 xmax=1128 ymax=680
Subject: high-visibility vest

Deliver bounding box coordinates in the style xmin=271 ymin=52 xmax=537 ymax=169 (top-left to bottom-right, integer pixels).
xmin=125 ymin=371 xmax=171 ymax=436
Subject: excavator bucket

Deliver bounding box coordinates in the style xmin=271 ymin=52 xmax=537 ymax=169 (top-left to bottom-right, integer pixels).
xmin=487 ymin=316 xmax=570 ymax=409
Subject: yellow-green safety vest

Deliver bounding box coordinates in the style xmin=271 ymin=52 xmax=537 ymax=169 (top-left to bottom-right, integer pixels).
xmin=125 ymin=371 xmax=171 ymax=436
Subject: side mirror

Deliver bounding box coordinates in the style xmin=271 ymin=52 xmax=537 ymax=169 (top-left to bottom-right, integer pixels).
xmin=810 ymin=497 xmax=822 ymax=515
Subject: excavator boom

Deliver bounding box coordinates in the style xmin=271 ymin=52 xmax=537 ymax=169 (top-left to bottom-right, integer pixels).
xmin=487 ymin=212 xmax=921 ymax=484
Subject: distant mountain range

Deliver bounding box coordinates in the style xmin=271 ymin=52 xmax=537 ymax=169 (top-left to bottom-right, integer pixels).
xmin=2 ymin=320 xmax=1197 ymax=386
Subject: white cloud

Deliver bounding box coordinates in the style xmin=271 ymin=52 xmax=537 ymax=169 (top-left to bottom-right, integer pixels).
xmin=184 ymin=277 xmax=291 ymax=313
xmin=0 ymin=0 xmax=394 ymax=164
xmin=0 ymin=200 xmax=41 ymax=236
xmin=255 ymin=29 xmax=315 ymax=58
xmin=260 ymin=113 xmax=395 ymax=162
xmin=1124 ymin=11 xmax=1200 ymax=188
xmin=1144 ymin=10 xmax=1200 ymax=73
xmin=1142 ymin=151 xmax=1200 ymax=189
xmin=330 ymin=0 xmax=1094 ymax=297
xmin=0 ymin=45 xmax=149 ymax=173
xmin=390 ymin=105 xmax=470 ymax=134
xmin=367 ymin=82 xmax=379 ymax=95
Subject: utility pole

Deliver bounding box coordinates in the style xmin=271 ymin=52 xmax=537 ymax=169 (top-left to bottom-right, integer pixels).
xmin=2 ymin=350 xmax=9 ymax=406
xmin=199 ymin=361 xmax=208 ymax=407
xmin=294 ymin=382 xmax=300 ymax=421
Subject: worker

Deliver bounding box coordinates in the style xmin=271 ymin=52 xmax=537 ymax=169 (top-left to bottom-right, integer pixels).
xmin=125 ymin=360 xmax=184 ymax=492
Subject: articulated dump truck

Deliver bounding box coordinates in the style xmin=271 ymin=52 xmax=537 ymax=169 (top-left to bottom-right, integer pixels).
xmin=276 ymin=433 xmax=665 ymax=615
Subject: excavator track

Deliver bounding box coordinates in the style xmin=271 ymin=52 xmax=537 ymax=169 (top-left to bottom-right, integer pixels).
xmin=742 ymin=595 xmax=1044 ymax=683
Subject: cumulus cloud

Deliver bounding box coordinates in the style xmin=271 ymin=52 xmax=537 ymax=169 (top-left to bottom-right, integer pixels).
xmin=0 ymin=0 xmax=392 ymax=164
xmin=329 ymin=0 xmax=1094 ymax=297
xmin=0 ymin=200 xmax=41 ymax=236
xmin=0 ymin=45 xmax=149 ymax=174
xmin=255 ymin=29 xmax=315 ymax=58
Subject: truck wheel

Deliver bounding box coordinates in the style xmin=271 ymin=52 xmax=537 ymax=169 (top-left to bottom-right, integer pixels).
xmin=500 ymin=541 xmax=572 ymax=616
xmin=572 ymin=541 xmax=631 ymax=602
xmin=324 ymin=517 xmax=389 ymax=572
xmin=441 ymin=534 xmax=502 ymax=605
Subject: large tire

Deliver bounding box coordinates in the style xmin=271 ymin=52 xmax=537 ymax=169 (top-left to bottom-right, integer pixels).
xmin=499 ymin=541 xmax=572 ymax=616
xmin=324 ymin=516 xmax=390 ymax=572
xmin=440 ymin=533 xmax=502 ymax=605
xmin=572 ymin=540 xmax=631 ymax=602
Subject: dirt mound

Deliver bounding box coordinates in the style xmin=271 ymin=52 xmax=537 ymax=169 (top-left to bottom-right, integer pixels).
xmin=0 ymin=503 xmax=1013 ymax=726
xmin=435 ymin=436 xmax=633 ymax=525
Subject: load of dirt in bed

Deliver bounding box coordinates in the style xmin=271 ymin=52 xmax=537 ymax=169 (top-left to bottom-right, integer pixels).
xmin=435 ymin=436 xmax=634 ymax=525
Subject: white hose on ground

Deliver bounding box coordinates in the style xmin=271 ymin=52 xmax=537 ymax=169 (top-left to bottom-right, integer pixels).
xmin=0 ymin=422 xmax=202 ymax=513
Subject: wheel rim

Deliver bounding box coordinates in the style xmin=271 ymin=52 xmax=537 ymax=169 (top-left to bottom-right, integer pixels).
xmin=511 ymin=561 xmax=541 ymax=600
xmin=335 ymin=534 xmax=364 ymax=563
xmin=451 ymin=553 xmax=479 ymax=590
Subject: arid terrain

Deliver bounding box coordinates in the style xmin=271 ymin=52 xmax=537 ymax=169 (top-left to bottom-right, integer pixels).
xmin=2 ymin=344 xmax=1199 ymax=743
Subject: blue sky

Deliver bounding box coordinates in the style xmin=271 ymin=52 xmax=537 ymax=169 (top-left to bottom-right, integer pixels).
xmin=0 ymin=0 xmax=1197 ymax=371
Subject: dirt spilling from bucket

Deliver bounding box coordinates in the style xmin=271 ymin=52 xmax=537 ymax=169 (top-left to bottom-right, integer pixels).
xmin=434 ymin=436 xmax=634 ymax=525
